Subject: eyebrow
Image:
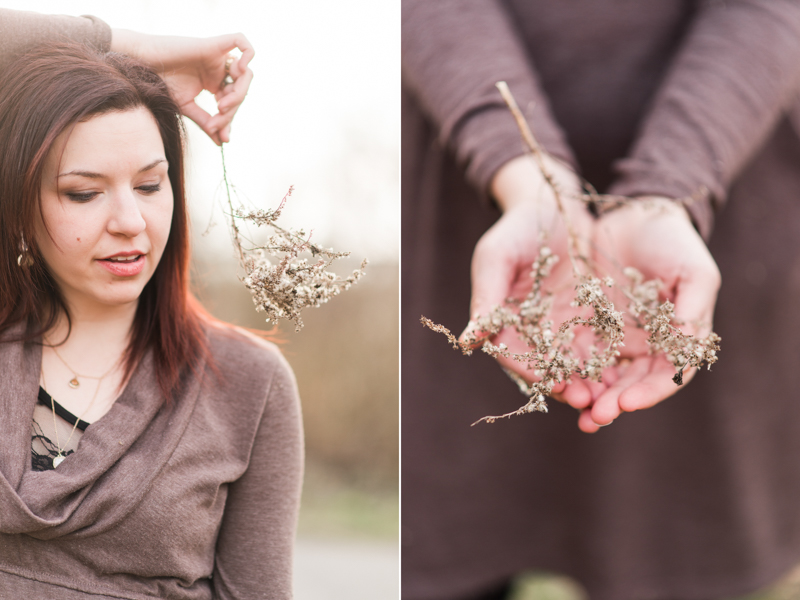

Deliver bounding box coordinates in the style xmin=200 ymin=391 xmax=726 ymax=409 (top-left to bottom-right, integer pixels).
xmin=57 ymin=158 xmax=167 ymax=179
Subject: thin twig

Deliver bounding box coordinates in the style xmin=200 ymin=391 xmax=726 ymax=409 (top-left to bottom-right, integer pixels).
xmin=496 ymin=81 xmax=583 ymax=277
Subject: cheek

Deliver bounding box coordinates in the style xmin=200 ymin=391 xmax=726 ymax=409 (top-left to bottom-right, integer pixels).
xmin=36 ymin=201 xmax=89 ymax=258
xmin=150 ymin=190 xmax=175 ymax=255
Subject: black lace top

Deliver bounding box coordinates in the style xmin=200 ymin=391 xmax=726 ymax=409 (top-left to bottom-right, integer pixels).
xmin=31 ymin=387 xmax=90 ymax=471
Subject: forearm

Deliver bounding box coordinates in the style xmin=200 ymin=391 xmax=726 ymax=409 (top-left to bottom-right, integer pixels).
xmin=110 ymin=29 xmax=217 ymax=72
xmin=0 ymin=8 xmax=110 ymax=72
xmin=609 ymin=0 xmax=800 ymax=239
xmin=402 ymin=0 xmax=575 ymax=195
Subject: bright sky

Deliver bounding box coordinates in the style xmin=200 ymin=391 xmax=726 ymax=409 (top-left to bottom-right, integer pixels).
xmin=4 ymin=1 xmax=399 ymax=264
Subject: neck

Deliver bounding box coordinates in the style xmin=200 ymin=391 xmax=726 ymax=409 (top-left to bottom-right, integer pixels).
xmin=39 ymin=300 xmax=138 ymax=423
xmin=45 ymin=300 xmax=138 ymax=371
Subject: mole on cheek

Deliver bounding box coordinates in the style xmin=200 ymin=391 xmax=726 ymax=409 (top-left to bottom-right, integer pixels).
xmin=77 ymin=238 xmax=81 ymax=242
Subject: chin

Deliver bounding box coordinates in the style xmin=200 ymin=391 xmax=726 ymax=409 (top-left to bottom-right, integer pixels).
xmin=90 ymin=282 xmax=151 ymax=308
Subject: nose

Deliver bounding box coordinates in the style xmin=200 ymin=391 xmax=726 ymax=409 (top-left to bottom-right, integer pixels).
xmin=107 ymin=188 xmax=147 ymax=237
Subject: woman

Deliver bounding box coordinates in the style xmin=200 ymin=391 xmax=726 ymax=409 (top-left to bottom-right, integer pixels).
xmin=403 ymin=1 xmax=800 ymax=599
xmin=0 ymin=43 xmax=302 ymax=599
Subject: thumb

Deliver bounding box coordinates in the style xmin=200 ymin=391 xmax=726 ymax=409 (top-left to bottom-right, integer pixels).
xmin=671 ymin=264 xmax=720 ymax=338
xmin=180 ymin=100 xmax=221 ymax=145
xmin=459 ymin=237 xmax=518 ymax=345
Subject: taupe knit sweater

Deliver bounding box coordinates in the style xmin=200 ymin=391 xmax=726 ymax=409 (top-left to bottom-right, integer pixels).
xmin=0 ymin=322 xmax=303 ymax=600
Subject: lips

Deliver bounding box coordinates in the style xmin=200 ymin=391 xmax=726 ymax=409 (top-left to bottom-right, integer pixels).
xmin=98 ymin=253 xmax=146 ymax=277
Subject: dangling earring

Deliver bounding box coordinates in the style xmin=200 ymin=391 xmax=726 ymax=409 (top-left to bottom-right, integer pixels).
xmin=17 ymin=237 xmax=33 ymax=268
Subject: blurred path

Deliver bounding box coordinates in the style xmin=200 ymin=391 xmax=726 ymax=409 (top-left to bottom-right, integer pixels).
xmin=294 ymin=537 xmax=399 ymax=599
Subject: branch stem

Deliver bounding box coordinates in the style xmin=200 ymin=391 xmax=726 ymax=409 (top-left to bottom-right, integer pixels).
xmin=496 ymin=81 xmax=583 ymax=276
xmin=221 ymin=146 xmax=246 ymax=265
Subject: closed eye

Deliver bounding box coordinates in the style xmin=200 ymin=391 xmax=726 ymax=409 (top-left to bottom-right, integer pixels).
xmin=137 ymin=183 xmax=162 ymax=195
xmin=65 ymin=191 xmax=99 ymax=202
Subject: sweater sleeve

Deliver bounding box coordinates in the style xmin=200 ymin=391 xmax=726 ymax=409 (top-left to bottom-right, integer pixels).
xmin=401 ymin=0 xmax=576 ymax=196
xmin=0 ymin=9 xmax=111 ymax=72
xmin=607 ymin=0 xmax=800 ymax=240
xmin=211 ymin=353 xmax=304 ymax=600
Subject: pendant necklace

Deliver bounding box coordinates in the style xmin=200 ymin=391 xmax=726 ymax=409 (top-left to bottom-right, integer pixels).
xmin=45 ymin=338 xmax=118 ymax=389
xmin=41 ymin=368 xmax=106 ymax=468
xmin=40 ymin=345 xmax=116 ymax=468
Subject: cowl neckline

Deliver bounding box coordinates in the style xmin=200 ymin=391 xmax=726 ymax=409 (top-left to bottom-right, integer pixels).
xmin=0 ymin=321 xmax=205 ymax=539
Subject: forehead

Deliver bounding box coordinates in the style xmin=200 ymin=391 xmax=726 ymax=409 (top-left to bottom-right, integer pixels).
xmin=46 ymin=107 xmax=165 ymax=175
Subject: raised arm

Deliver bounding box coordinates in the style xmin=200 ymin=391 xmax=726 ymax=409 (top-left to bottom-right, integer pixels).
xmin=0 ymin=8 xmax=253 ymax=146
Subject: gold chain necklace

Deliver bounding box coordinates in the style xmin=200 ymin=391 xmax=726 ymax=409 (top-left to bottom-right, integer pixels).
xmin=40 ymin=368 xmax=105 ymax=468
xmin=44 ymin=338 xmax=119 ymax=389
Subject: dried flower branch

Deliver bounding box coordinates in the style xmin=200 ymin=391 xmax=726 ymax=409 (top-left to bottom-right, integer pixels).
xmin=220 ymin=147 xmax=367 ymax=331
xmin=422 ymin=82 xmax=720 ymax=424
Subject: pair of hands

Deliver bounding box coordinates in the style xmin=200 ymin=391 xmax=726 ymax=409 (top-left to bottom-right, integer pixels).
xmin=465 ymin=155 xmax=721 ymax=433
xmin=111 ymin=29 xmax=255 ymax=145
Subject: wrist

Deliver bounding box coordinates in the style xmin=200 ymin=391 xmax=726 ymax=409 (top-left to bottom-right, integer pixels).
xmin=490 ymin=154 xmax=578 ymax=213
xmin=620 ymin=196 xmax=693 ymax=224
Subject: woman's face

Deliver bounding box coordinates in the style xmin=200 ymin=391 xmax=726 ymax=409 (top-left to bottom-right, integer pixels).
xmin=36 ymin=107 xmax=174 ymax=313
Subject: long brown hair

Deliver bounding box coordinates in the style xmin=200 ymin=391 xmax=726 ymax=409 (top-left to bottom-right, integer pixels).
xmin=0 ymin=42 xmax=211 ymax=398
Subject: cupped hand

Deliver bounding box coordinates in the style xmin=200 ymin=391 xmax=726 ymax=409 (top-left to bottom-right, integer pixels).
xmin=111 ymin=30 xmax=255 ymax=145
xmin=580 ymin=198 xmax=721 ymax=432
xmin=461 ymin=154 xmax=605 ymax=411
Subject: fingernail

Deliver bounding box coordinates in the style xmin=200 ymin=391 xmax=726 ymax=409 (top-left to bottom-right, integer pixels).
xmin=594 ymin=420 xmax=613 ymax=428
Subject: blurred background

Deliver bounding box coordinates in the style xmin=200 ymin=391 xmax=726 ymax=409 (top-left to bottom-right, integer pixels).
xmin=505 ymin=565 xmax=800 ymax=600
xmin=4 ymin=1 xmax=399 ymax=597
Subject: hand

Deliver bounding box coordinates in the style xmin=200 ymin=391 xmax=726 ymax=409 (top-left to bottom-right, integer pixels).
xmin=461 ymin=154 xmax=603 ymax=410
xmin=111 ymin=30 xmax=255 ymax=145
xmin=581 ymin=198 xmax=721 ymax=432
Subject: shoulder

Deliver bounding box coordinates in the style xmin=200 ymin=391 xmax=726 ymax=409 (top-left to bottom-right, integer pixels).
xmin=202 ymin=322 xmax=298 ymax=409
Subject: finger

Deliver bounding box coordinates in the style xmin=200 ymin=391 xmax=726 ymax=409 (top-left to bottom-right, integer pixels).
xmin=578 ymin=409 xmax=602 ymax=433
xmin=559 ymin=379 xmax=593 ymax=410
xmin=618 ymin=363 xmax=697 ymax=412
xmin=671 ymin=267 xmax=720 ymax=337
xmin=206 ymin=68 xmax=254 ymax=142
xmin=180 ymin=101 xmax=222 ymax=146
xmin=227 ymin=33 xmax=255 ymax=75
xmin=205 ymin=104 xmax=236 ymax=141
xmin=586 ymin=376 xmax=611 ymax=401
xmin=597 ymin=356 xmax=635 ymax=389
xmin=459 ymin=242 xmax=518 ymax=343
xmin=590 ymin=357 xmax=653 ymax=425
xmin=218 ymin=67 xmax=254 ymax=113
xmin=219 ymin=124 xmax=232 ymax=145
xmin=212 ymin=33 xmax=255 ymax=74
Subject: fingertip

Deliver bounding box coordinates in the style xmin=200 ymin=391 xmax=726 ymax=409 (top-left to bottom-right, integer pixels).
xmin=590 ymin=396 xmax=620 ymax=426
xmin=562 ymin=382 xmax=592 ymax=410
xmin=617 ymin=367 xmax=685 ymax=412
xmin=617 ymin=379 xmax=668 ymax=412
xmin=578 ymin=409 xmax=600 ymax=433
